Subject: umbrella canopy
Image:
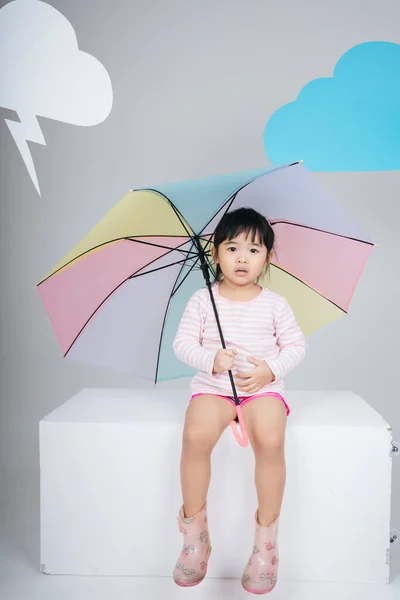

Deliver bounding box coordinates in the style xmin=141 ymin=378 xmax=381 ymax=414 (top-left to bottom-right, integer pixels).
xmin=37 ymin=162 xmax=374 ymax=382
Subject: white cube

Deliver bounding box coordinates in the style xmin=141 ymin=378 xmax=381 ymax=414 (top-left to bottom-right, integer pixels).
xmin=39 ymin=388 xmax=393 ymax=584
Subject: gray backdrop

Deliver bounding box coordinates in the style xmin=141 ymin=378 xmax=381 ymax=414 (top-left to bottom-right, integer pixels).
xmin=1 ymin=0 xmax=399 ymax=517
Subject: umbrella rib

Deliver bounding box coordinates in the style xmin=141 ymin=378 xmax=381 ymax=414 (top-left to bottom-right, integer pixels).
xmin=201 ymin=237 xmax=214 ymax=254
xmin=171 ymin=236 xmax=217 ymax=297
xmin=193 ymin=236 xmax=213 ymax=259
xmin=199 ymin=190 xmax=238 ymax=236
xmin=129 ymin=257 xmax=196 ymax=280
xmin=63 ymin=258 xmax=191 ymax=357
xmin=153 ymin=259 xmax=188 ymax=384
xmin=139 ymin=188 xmax=194 ymax=238
xmin=270 ymin=264 xmax=347 ymax=313
xmin=195 ymin=163 xmax=373 ymax=247
xmin=196 ymin=165 xmax=297 ymax=234
xmin=140 ymin=162 xmax=300 ymax=239
xmin=63 ymin=276 xmax=133 ymax=357
xmin=127 ymin=237 xmax=197 ymax=255
xmin=269 ymin=220 xmax=374 ymax=245
xmin=171 ymin=254 xmax=202 ymax=298
xmin=127 ymin=240 xmax=202 ymax=280
xmin=199 ymin=220 xmax=373 ymax=255
xmin=37 ymin=237 xmax=194 ymax=286
xmin=154 ymin=249 xmax=214 ymax=383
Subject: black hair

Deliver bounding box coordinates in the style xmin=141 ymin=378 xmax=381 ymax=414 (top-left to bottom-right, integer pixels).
xmin=212 ymin=207 xmax=275 ymax=281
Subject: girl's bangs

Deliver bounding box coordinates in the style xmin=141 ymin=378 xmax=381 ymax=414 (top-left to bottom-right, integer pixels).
xmin=226 ymin=224 xmax=262 ymax=244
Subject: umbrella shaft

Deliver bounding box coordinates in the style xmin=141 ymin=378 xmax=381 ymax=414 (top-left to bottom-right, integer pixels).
xmin=194 ymin=234 xmax=240 ymax=406
xmin=205 ymin=280 xmax=240 ymax=407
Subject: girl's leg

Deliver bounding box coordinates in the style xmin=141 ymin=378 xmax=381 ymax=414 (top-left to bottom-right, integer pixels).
xmin=180 ymin=394 xmax=236 ymax=517
xmin=173 ymin=394 xmax=236 ymax=587
xmin=240 ymin=395 xmax=287 ymax=594
xmin=241 ymin=395 xmax=288 ymax=526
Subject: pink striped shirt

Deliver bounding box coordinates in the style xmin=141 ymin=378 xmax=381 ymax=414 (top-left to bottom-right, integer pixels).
xmin=173 ymin=283 xmax=306 ymax=398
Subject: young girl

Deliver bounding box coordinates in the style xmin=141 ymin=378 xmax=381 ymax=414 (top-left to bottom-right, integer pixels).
xmin=172 ymin=207 xmax=306 ymax=594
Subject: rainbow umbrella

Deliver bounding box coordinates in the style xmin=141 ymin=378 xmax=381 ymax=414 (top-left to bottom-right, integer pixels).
xmin=37 ymin=162 xmax=374 ymax=446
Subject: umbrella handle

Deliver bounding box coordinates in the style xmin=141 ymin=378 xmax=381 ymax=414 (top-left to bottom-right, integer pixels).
xmin=230 ymin=404 xmax=249 ymax=447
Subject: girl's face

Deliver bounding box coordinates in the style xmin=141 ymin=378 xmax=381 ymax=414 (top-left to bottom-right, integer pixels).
xmin=213 ymin=231 xmax=270 ymax=286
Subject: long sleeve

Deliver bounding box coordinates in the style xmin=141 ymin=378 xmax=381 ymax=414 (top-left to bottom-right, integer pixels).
xmin=266 ymin=299 xmax=307 ymax=382
xmin=172 ymin=291 xmax=217 ymax=375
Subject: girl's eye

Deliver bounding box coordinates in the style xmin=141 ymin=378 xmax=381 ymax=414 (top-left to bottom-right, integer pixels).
xmin=227 ymin=247 xmax=236 ymax=252
xmin=250 ymin=249 xmax=259 ymax=253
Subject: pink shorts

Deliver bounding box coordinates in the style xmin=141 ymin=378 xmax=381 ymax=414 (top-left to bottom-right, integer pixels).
xmin=190 ymin=392 xmax=290 ymax=416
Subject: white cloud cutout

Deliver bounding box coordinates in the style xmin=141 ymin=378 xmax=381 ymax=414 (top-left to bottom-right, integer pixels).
xmin=0 ymin=0 xmax=113 ymax=195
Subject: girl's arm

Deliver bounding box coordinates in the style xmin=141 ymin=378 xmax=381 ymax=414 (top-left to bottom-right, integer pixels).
xmin=266 ymin=299 xmax=307 ymax=382
xmin=173 ymin=291 xmax=217 ymax=375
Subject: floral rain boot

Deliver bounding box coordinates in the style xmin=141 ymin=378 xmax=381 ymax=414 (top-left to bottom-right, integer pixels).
xmin=173 ymin=502 xmax=211 ymax=587
xmin=242 ymin=511 xmax=280 ymax=595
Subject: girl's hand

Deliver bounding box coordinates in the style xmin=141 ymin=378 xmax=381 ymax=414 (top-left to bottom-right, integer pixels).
xmin=213 ymin=348 xmax=238 ymax=374
xmin=235 ymin=357 xmax=275 ymax=394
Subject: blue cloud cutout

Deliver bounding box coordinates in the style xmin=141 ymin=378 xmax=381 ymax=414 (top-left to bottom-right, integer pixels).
xmin=264 ymin=41 xmax=400 ymax=171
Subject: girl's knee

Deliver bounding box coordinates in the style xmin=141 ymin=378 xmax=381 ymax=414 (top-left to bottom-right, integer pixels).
xmin=182 ymin=424 xmax=218 ymax=453
xmin=251 ymin=428 xmax=285 ymax=456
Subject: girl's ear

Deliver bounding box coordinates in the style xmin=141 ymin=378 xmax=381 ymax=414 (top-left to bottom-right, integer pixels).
xmin=211 ymin=246 xmax=218 ymax=263
xmin=267 ymin=249 xmax=275 ymax=264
